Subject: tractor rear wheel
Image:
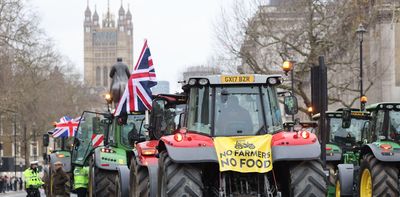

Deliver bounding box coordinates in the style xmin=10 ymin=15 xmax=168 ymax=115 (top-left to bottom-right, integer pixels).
xmin=289 ymin=160 xmax=327 ymax=197
xmin=130 ymin=157 xmax=149 ymax=197
xmin=359 ymin=154 xmax=399 ymax=197
xmin=158 ymin=151 xmax=203 ymax=197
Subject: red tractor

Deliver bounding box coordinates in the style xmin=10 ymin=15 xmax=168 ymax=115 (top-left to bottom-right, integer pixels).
xmin=156 ymin=75 xmax=327 ymax=196
xmin=128 ymin=94 xmax=187 ymax=197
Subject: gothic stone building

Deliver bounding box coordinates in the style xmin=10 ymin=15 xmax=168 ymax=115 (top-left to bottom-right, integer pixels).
xmin=84 ymin=3 xmax=133 ymax=89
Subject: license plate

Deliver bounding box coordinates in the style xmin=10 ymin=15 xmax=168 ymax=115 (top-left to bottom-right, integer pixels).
xmin=221 ymin=75 xmax=254 ymax=83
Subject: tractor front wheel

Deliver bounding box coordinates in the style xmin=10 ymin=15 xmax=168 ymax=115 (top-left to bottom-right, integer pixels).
xmin=88 ymin=159 xmax=117 ymax=197
xmin=289 ymin=160 xmax=327 ymax=197
xmin=158 ymin=151 xmax=203 ymax=197
xmin=130 ymin=157 xmax=149 ymax=197
xmin=359 ymin=154 xmax=399 ymax=197
xmin=94 ymin=168 xmax=117 ymax=197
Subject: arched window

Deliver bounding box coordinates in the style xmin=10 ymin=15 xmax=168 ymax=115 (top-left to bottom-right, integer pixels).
xmin=96 ymin=66 xmax=101 ymax=86
xmin=103 ymin=66 xmax=108 ymax=87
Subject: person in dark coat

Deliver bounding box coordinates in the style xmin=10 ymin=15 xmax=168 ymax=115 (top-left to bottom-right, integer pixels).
xmin=51 ymin=161 xmax=69 ymax=197
xmin=0 ymin=176 xmax=5 ymax=193
xmin=19 ymin=177 xmax=23 ymax=190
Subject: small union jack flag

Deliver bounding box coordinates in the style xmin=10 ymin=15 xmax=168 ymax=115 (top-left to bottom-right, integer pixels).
xmin=114 ymin=39 xmax=157 ymax=116
xmin=49 ymin=116 xmax=80 ymax=138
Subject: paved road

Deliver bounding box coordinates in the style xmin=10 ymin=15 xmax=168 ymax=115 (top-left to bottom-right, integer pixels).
xmin=0 ymin=189 xmax=77 ymax=197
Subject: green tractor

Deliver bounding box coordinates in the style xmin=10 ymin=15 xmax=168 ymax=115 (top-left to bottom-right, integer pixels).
xmin=313 ymin=109 xmax=370 ymax=196
xmin=71 ymin=111 xmax=146 ymax=197
xmin=356 ymin=102 xmax=400 ymax=196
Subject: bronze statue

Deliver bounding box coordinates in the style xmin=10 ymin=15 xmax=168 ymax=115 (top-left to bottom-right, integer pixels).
xmin=109 ymin=57 xmax=130 ymax=107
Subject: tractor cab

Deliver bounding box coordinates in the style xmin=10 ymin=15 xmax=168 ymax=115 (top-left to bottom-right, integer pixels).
xmin=148 ymin=94 xmax=187 ymax=139
xmin=365 ymin=102 xmax=400 ymax=142
xmin=109 ymin=112 xmax=146 ymax=149
xmin=183 ymin=75 xmax=290 ymax=137
xmin=71 ymin=111 xmax=112 ymax=166
xmin=313 ymin=110 xmax=370 ymax=146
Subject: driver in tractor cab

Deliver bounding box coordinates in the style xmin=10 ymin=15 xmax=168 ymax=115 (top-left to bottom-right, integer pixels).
xmin=216 ymin=95 xmax=253 ymax=134
xmin=127 ymin=123 xmax=139 ymax=146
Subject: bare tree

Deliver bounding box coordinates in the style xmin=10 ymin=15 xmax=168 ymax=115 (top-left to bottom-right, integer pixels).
xmin=215 ymin=0 xmax=385 ymax=115
xmin=0 ymin=0 xmax=102 ymax=165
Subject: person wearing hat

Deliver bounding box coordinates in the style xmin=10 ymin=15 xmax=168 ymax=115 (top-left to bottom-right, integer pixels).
xmin=51 ymin=161 xmax=69 ymax=197
xmin=23 ymin=161 xmax=44 ymax=197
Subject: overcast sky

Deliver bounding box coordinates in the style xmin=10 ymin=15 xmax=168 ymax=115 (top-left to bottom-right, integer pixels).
xmin=29 ymin=0 xmax=233 ymax=92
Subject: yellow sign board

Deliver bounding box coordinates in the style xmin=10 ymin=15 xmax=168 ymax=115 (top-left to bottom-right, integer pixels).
xmin=221 ymin=75 xmax=255 ymax=83
xmin=214 ymin=134 xmax=273 ymax=173
xmin=351 ymin=112 xmax=367 ymax=116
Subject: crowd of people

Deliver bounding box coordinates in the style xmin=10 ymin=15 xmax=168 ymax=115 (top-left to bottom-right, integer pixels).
xmin=0 ymin=175 xmax=24 ymax=193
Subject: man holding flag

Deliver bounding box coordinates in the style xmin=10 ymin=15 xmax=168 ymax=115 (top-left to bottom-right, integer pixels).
xmin=114 ymin=39 xmax=157 ymax=116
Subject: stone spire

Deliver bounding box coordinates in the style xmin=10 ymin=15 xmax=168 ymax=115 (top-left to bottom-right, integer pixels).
xmin=85 ymin=0 xmax=91 ymax=17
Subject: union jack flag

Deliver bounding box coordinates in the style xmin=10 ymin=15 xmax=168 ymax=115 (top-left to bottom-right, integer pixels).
xmin=49 ymin=116 xmax=80 ymax=138
xmin=114 ymin=40 xmax=157 ymax=116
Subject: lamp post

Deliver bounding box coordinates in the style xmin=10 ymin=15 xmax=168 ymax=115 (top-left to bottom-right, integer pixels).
xmin=356 ymin=23 xmax=367 ymax=110
xmin=32 ymin=122 xmax=37 ymax=161
xmin=13 ymin=113 xmax=17 ymax=178
xmin=282 ymin=60 xmax=295 ymax=121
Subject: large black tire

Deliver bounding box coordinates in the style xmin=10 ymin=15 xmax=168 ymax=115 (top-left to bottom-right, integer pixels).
xmin=94 ymin=167 xmax=117 ymax=197
xmin=158 ymin=151 xmax=203 ymax=197
xmin=88 ymin=158 xmax=117 ymax=197
xmin=130 ymin=157 xmax=150 ymax=197
xmin=358 ymin=154 xmax=399 ymax=197
xmin=290 ymin=160 xmax=327 ymax=197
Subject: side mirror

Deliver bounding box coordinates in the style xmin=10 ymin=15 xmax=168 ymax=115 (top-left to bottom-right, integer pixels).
xmin=342 ymin=108 xmax=351 ymax=129
xmin=284 ymin=96 xmax=298 ymax=115
xmin=42 ymin=134 xmax=49 ymax=147
xmin=117 ymin=115 xmax=128 ymax=125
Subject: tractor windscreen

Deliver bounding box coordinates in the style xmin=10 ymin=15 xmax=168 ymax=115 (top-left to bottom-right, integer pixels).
xmin=329 ymin=118 xmax=367 ymax=144
xmin=187 ymin=85 xmax=282 ymax=136
xmin=73 ymin=112 xmax=110 ymax=165
xmin=121 ymin=114 xmax=145 ymax=147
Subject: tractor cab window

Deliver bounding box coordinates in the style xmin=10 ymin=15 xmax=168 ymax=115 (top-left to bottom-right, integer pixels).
xmin=187 ymin=86 xmax=212 ymax=135
xmin=329 ymin=118 xmax=367 ymax=145
xmin=387 ymin=111 xmax=400 ymax=140
xmin=121 ymin=114 xmax=145 ymax=147
xmin=151 ymin=99 xmax=187 ymax=139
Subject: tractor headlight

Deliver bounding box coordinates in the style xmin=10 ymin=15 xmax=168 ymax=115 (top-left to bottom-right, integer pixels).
xmin=198 ymin=78 xmax=209 ymax=85
xmin=188 ymin=79 xmax=197 ymax=86
xmin=267 ymin=77 xmax=281 ymax=85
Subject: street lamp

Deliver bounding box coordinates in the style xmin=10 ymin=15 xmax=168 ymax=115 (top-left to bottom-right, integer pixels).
xmin=282 ymin=60 xmax=295 ymax=121
xmin=105 ymin=93 xmax=112 ymax=112
xmin=356 ymin=23 xmax=367 ymax=110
